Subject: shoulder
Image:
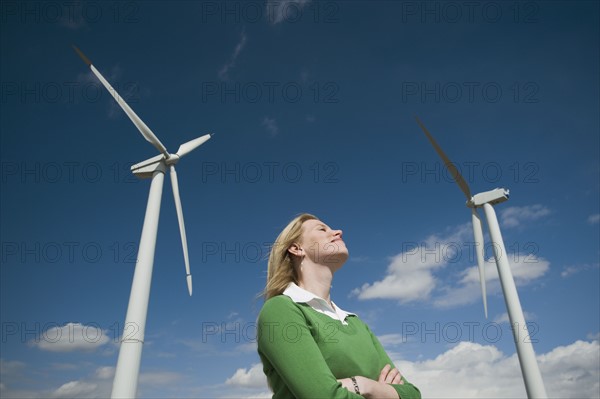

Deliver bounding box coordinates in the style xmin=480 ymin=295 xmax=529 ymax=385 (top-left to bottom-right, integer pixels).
xmin=258 ymin=295 xmax=305 ymax=323
xmin=259 ymin=294 xmax=295 ymax=315
xmin=264 ymin=294 xmax=294 ymax=307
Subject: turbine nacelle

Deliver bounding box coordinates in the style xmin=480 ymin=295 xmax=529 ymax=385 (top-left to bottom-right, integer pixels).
xmin=467 ymin=188 xmax=510 ymax=208
xmin=131 ymin=154 xmax=166 ymax=178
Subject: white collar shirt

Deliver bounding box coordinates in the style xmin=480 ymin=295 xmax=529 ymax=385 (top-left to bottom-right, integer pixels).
xmin=283 ymin=283 xmax=356 ymax=325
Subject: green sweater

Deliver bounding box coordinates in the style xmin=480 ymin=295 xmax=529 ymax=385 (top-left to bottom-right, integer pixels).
xmin=257 ymin=295 xmax=421 ymax=399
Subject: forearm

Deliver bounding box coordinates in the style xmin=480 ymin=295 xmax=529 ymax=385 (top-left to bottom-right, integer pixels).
xmin=356 ymin=376 xmax=399 ymax=399
xmin=336 ymin=377 xmax=398 ymax=399
xmin=342 ymin=376 xmax=419 ymax=399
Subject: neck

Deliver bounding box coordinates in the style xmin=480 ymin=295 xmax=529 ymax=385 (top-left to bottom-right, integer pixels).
xmin=298 ymin=264 xmax=334 ymax=303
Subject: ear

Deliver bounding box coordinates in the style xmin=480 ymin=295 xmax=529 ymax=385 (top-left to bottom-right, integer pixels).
xmin=287 ymin=243 xmax=303 ymax=257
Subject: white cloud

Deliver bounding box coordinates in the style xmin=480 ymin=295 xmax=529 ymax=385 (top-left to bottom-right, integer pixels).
xmin=500 ymin=204 xmax=551 ymax=228
xmin=262 ymin=117 xmax=279 ymax=137
xmin=353 ymin=269 xmax=436 ymax=302
xmin=223 ymin=340 xmax=599 ymax=399
xmin=353 ymin=221 xmax=549 ymax=310
xmin=352 ymin=223 xmax=472 ymax=302
xmin=4 ymin=337 xmax=598 ymax=399
xmin=51 ymin=381 xmax=98 ymax=399
xmin=459 ymin=255 xmax=549 ymax=285
xmin=47 ymin=368 xmax=179 ymax=399
xmin=218 ymin=29 xmax=247 ymax=81
xmin=561 ymin=263 xmax=600 ymax=278
xmin=434 ymin=254 xmax=549 ymax=309
xmin=0 ymin=362 xmax=187 ymax=399
xmin=561 ymin=266 xmax=578 ymax=278
xmin=537 ymin=340 xmax=600 ymax=398
xmin=396 ymin=340 xmax=599 ymax=398
xmin=267 ymin=0 xmax=311 ymax=24
xmin=94 ymin=366 xmax=115 ymax=380
xmin=225 ymin=363 xmax=267 ymax=388
xmin=587 ymin=213 xmax=600 ymax=225
xmin=31 ymin=323 xmax=110 ymax=352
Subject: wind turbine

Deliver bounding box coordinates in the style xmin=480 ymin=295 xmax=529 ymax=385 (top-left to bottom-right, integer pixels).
xmin=415 ymin=117 xmax=547 ymax=399
xmin=73 ymin=46 xmax=212 ymax=398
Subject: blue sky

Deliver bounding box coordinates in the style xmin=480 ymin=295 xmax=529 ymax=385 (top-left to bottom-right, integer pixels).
xmin=1 ymin=1 xmax=599 ymax=397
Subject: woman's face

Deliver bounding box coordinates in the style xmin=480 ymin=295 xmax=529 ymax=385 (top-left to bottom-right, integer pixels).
xmin=298 ymin=219 xmax=349 ymax=267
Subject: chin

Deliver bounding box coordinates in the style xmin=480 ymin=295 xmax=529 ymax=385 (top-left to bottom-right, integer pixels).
xmin=325 ymin=250 xmax=349 ymax=270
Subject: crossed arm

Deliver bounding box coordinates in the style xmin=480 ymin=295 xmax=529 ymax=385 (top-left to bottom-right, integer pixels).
xmin=338 ymin=364 xmax=403 ymax=398
xmin=257 ymin=297 xmax=421 ymax=399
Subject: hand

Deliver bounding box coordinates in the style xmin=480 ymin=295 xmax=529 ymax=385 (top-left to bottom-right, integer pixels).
xmin=337 ymin=377 xmax=357 ymax=393
xmin=338 ymin=375 xmax=399 ymax=398
xmin=378 ymin=364 xmax=403 ymax=385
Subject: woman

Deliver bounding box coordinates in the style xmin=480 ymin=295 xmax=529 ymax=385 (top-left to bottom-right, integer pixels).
xmin=257 ymin=214 xmax=421 ymax=398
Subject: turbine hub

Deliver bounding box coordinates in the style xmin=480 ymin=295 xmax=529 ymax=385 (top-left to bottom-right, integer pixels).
xmin=165 ymin=153 xmax=180 ymax=165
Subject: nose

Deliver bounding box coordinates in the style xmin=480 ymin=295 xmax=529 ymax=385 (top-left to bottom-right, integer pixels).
xmin=333 ymin=229 xmax=343 ymax=238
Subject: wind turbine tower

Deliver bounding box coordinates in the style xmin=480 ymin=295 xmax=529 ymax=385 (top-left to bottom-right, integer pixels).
xmin=415 ymin=117 xmax=547 ymax=399
xmin=73 ymin=46 xmax=212 ymax=398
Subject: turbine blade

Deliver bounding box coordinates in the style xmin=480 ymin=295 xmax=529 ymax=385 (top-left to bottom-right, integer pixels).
xmin=176 ymin=134 xmax=212 ymax=158
xmin=187 ymin=274 xmax=193 ymax=297
xmin=72 ymin=46 xmax=169 ymax=156
xmin=169 ymin=165 xmax=192 ymax=296
xmin=72 ymin=45 xmax=91 ymax=66
xmin=471 ymin=208 xmax=488 ymax=318
xmin=415 ymin=116 xmax=472 ymax=200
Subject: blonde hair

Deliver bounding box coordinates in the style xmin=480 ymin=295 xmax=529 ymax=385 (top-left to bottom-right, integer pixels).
xmin=262 ymin=213 xmax=318 ymax=300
